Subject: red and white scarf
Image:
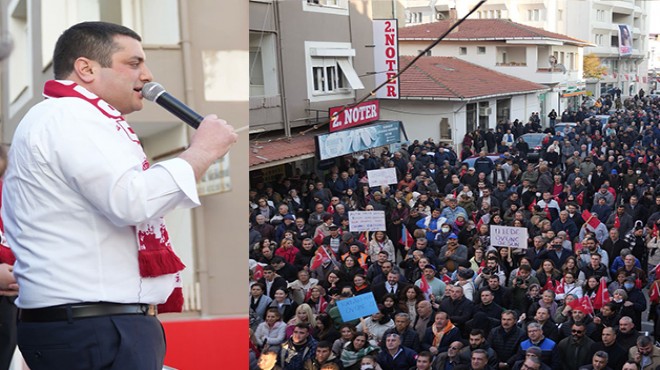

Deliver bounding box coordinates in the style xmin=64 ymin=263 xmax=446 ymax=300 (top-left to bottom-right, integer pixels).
xmin=43 ymin=80 xmax=185 ymax=313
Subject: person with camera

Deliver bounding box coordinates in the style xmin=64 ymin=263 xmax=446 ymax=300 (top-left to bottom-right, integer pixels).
xmin=474 ymin=256 xmax=506 ymax=291
xmin=509 ymin=265 xmax=540 ymax=314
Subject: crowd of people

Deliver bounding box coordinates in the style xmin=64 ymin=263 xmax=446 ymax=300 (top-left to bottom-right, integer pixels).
xmin=248 ymin=92 xmax=660 ymax=370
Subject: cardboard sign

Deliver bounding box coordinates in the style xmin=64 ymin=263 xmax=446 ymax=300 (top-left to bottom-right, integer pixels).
xmin=336 ymin=292 xmax=379 ymax=322
xmin=348 ymin=211 xmax=386 ymax=232
xmin=367 ymin=168 xmax=397 ymax=188
xmin=489 ymin=225 xmax=528 ymax=249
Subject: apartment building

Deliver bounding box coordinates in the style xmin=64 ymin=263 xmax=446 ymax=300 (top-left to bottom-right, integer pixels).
xmin=249 ymin=0 xmax=390 ymax=181
xmin=403 ymin=0 xmax=651 ymax=99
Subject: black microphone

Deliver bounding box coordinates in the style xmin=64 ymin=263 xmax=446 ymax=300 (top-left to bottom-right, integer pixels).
xmin=141 ymin=82 xmax=203 ymax=129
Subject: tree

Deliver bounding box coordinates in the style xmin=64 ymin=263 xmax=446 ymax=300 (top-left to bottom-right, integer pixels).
xmin=583 ymin=53 xmax=608 ymax=79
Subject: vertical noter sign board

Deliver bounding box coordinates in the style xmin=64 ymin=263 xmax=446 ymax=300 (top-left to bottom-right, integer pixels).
xmin=373 ymin=19 xmax=399 ymax=99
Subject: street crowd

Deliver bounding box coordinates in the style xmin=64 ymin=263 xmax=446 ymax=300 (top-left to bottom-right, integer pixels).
xmin=248 ymin=91 xmax=660 ymax=370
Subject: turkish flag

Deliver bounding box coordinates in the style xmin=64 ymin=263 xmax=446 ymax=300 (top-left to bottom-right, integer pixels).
xmin=650 ymin=281 xmax=660 ymax=304
xmin=359 ymin=232 xmax=368 ymax=245
xmin=581 ymin=210 xmax=601 ymax=229
xmin=253 ymin=264 xmax=264 ymax=280
xmin=576 ymin=191 xmax=584 ymax=206
xmin=592 ymin=277 xmax=611 ymax=310
xmin=314 ymin=231 xmax=325 ymax=246
xmin=555 ymin=278 xmax=565 ymax=295
xmin=310 ymin=246 xmax=332 ymax=270
xmin=543 ymin=278 xmax=555 ymax=292
xmin=528 ymin=198 xmax=537 ymax=212
xmin=419 ymin=274 xmax=433 ymax=300
xmin=614 ymin=215 xmax=620 ymax=229
xmin=400 ymin=224 xmax=414 ymax=248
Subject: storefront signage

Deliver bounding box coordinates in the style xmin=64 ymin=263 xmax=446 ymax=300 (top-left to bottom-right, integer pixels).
xmin=329 ymin=100 xmax=380 ymax=132
xmin=316 ymin=121 xmax=407 ymax=160
xmin=373 ymin=19 xmax=399 ymax=99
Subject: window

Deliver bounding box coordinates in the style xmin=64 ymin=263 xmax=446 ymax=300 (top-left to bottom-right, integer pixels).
xmin=303 ymin=0 xmax=348 ymax=15
xmin=419 ymin=50 xmax=431 ymax=56
xmin=557 ymin=9 xmax=563 ymax=21
xmin=409 ymin=12 xmax=423 ymax=24
xmin=305 ymin=42 xmax=363 ymax=102
xmin=250 ymin=32 xmax=279 ymax=97
xmin=477 ymin=46 xmax=486 ymax=54
xmin=459 ymin=47 xmax=467 ymax=55
xmin=533 ymin=9 xmax=540 ymax=21
xmin=8 ymin=0 xmax=30 ymax=106
xmin=440 ymin=118 xmax=451 ymax=140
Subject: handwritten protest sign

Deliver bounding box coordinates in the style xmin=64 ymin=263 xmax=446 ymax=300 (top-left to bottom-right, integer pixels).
xmin=489 ymin=225 xmax=528 ymax=249
xmin=367 ymin=168 xmax=397 ymax=188
xmin=349 ymin=211 xmax=386 ymax=232
xmin=336 ymin=292 xmax=379 ymax=322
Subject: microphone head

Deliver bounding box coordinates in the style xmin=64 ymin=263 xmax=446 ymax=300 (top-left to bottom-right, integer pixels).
xmin=141 ymin=82 xmax=166 ymax=102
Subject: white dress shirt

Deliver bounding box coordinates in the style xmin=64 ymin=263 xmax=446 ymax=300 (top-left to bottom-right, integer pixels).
xmin=2 ymin=96 xmax=199 ymax=308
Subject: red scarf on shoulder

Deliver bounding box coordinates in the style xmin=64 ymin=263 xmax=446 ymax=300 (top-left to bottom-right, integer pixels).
xmin=43 ymin=80 xmax=185 ymax=313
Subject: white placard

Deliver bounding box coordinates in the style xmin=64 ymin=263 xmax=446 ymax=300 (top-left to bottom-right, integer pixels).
xmin=348 ymin=211 xmax=386 ymax=232
xmin=367 ymin=168 xmax=398 ymax=188
xmin=489 ymin=225 xmax=529 ymax=249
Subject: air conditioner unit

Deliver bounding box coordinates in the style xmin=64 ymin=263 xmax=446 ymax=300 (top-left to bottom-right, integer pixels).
xmin=479 ymin=107 xmax=492 ymax=116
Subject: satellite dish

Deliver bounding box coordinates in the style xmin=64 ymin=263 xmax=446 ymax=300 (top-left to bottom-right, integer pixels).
xmin=0 ymin=34 xmax=13 ymax=61
xmin=548 ymin=55 xmax=557 ymax=66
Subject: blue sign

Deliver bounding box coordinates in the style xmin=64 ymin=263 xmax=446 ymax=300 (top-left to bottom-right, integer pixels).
xmin=336 ymin=292 xmax=379 ymax=322
xmin=316 ymin=121 xmax=407 ymax=160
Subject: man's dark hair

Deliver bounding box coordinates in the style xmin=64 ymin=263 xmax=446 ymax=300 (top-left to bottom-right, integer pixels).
xmin=295 ymin=322 xmax=311 ymax=331
xmin=53 ymin=21 xmax=141 ymax=79
xmin=417 ymin=351 xmax=433 ymax=361
xmin=270 ymin=256 xmax=285 ymax=265
xmin=623 ymin=361 xmax=639 ymax=369
xmin=317 ymin=341 xmax=332 ymax=349
xmin=263 ymin=265 xmax=275 ymax=272
xmin=470 ymin=329 xmax=485 ymax=338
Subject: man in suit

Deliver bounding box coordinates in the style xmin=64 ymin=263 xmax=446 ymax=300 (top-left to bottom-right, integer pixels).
xmin=372 ymin=270 xmax=408 ymax=303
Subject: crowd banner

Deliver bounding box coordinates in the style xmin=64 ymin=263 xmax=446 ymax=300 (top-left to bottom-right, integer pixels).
xmin=336 ymin=292 xmax=379 ymax=322
xmin=489 ymin=225 xmax=528 ymax=249
xmin=348 ymin=211 xmax=386 ymax=232
xmin=367 ymin=168 xmax=397 ymax=188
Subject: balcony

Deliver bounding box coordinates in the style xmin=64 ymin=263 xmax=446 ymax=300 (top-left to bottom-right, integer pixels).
xmin=496 ymin=62 xmax=528 ymax=67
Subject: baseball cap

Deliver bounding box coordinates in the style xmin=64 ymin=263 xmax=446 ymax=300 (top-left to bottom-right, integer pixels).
xmin=448 ymin=233 xmax=458 ymax=239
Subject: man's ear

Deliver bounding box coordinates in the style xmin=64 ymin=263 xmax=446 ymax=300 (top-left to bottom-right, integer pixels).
xmin=71 ymin=57 xmax=97 ymax=83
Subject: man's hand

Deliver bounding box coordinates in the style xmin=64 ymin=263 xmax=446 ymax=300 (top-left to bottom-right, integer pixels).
xmin=179 ymin=114 xmax=238 ymax=181
xmin=0 ymin=263 xmax=18 ymax=296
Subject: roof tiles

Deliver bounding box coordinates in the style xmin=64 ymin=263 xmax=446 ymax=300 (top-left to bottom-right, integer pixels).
xmin=399 ymin=19 xmax=589 ymax=45
xmin=398 ymin=55 xmax=548 ymax=99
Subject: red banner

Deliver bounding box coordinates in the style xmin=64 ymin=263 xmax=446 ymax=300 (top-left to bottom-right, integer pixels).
xmin=329 ymin=100 xmax=380 ymax=132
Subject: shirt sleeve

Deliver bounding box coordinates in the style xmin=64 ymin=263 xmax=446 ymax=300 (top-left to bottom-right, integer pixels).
xmin=33 ymin=100 xmax=200 ymax=227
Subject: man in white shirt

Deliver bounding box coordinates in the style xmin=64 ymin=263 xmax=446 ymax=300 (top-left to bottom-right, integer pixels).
xmin=2 ymin=22 xmax=237 ymax=370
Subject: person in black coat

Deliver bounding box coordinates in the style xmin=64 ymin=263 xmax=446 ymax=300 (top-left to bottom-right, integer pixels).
xmin=439 ymin=285 xmax=474 ymax=336
xmin=258 ymin=265 xmax=289 ymax=299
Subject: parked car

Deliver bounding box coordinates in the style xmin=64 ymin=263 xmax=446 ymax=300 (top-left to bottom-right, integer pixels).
xmin=554 ymin=122 xmax=577 ymax=135
xmin=461 ymin=154 xmax=502 ymax=169
xmin=520 ymin=133 xmax=546 ymax=162
xmin=592 ymin=115 xmax=611 ymax=131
